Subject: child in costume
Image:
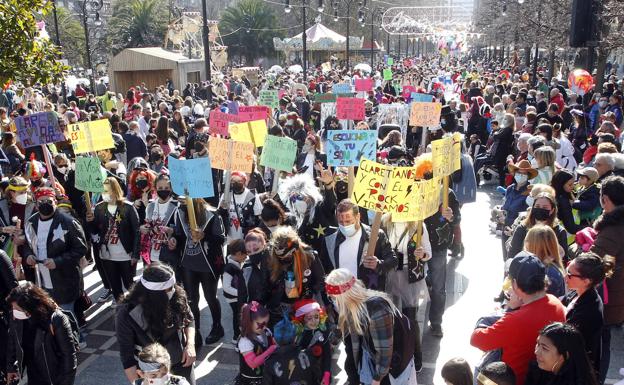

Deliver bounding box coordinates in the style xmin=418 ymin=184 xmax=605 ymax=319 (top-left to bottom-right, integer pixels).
xmin=292 ymin=299 xmax=332 ymax=385
xmin=135 ymin=343 xmax=190 ymax=385
xmin=235 ymin=301 xmax=276 ymax=385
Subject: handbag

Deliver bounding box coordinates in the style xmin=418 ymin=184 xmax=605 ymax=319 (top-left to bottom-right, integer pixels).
xmin=76 ymin=290 xmax=93 ymax=313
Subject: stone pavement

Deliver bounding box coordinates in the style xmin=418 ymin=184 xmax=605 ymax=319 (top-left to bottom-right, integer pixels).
xmin=73 ymin=189 xmax=624 ymax=385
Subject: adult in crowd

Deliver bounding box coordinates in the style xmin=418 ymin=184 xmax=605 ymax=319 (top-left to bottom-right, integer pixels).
xmin=471 ymin=254 xmax=566 ymax=385
xmin=500 ymin=160 xmax=534 ymax=260
xmin=593 ymin=153 xmax=615 ymax=183
xmin=0 ymin=250 xmax=18 ymax=384
xmin=522 ymin=226 xmax=566 ymax=297
xmin=550 ymin=170 xmax=582 ymax=235
xmin=6 ymin=282 xmax=78 ymax=385
xmin=116 ymin=263 xmax=196 ymax=384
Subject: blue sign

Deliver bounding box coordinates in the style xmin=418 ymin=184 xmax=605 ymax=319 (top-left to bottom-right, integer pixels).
xmin=168 ymin=156 xmax=215 ymax=198
xmin=325 ymin=130 xmax=378 ymax=167
xmin=332 ymin=83 xmax=353 ymax=95
xmin=410 ymin=92 xmax=433 ymax=103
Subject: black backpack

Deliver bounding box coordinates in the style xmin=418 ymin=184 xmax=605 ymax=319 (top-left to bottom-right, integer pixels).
xmin=50 ymin=309 xmax=81 ymax=352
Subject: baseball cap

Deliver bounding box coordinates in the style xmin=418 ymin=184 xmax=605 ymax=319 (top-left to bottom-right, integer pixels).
xmin=508 ymin=252 xmax=546 ymax=289
xmin=577 ymin=167 xmax=599 ymax=183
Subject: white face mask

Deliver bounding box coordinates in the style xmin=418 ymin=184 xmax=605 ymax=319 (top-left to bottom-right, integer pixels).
xmin=339 ymin=223 xmax=357 ymax=237
xmin=13 ymin=309 xmax=29 ymax=320
xmin=525 ymin=196 xmax=535 ymax=207
xmin=147 ymin=374 xmax=170 ymax=385
xmin=57 ymin=166 xmax=68 ymax=175
xmin=101 ymin=193 xmax=111 ymax=203
xmin=514 ymin=173 xmax=528 ymax=185
xmin=14 ymin=193 xmax=28 ymax=205
xmin=293 ymin=200 xmax=309 ymax=216
xmin=599 ymin=101 xmax=608 ymax=108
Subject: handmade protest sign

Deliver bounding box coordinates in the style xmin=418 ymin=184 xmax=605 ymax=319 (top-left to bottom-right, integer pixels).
xmin=325 ymin=130 xmax=377 ymax=166
xmin=168 ymin=156 xmax=215 ymax=198
xmin=229 ymin=120 xmax=267 ymax=147
xmin=355 ymin=78 xmax=374 ymax=92
xmin=74 ymin=156 xmax=106 ymax=192
xmin=383 ymin=69 xmax=393 ymax=81
xmin=387 ymin=57 xmax=394 ymax=65
xmin=410 ymin=92 xmax=433 ymax=103
xmin=260 ymin=135 xmax=297 ymax=171
xmin=313 ymin=93 xmax=337 ymax=103
xmin=409 ymin=102 xmax=442 ymax=127
xmin=258 ymin=90 xmax=279 ymax=108
xmin=336 ymin=97 xmax=365 ymax=120
xmin=332 ymin=83 xmax=352 ymax=95
xmin=68 ymin=119 xmax=114 ymax=154
xmin=15 ymin=112 xmax=65 ymax=148
xmin=410 ymin=177 xmax=442 ymax=221
xmin=208 ymin=137 xmax=254 ymax=172
xmin=209 ymin=110 xmax=237 ymax=136
xmin=431 ymin=135 xmax=461 ymax=177
xmin=238 ymin=106 xmax=270 ymax=122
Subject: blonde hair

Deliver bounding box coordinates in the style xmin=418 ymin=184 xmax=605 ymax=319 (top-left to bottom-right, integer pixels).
xmin=534 ymin=146 xmax=555 ymax=171
xmin=138 ymin=343 xmax=171 ymax=371
xmin=524 ymin=225 xmax=564 ymax=271
xmin=325 ymin=268 xmax=397 ymax=335
xmin=529 ymin=183 xmax=556 ymax=198
xmin=103 ymin=177 xmax=125 ymax=204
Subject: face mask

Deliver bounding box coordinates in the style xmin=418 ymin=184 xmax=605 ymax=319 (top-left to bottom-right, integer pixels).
xmin=532 ymin=207 xmax=551 ymax=222
xmin=14 ymin=193 xmax=28 ymax=205
xmin=57 ymin=166 xmax=68 ymax=175
xmin=166 ymin=289 xmax=174 ymax=300
xmin=294 ymin=199 xmax=309 ymax=215
xmin=31 ymin=179 xmax=42 ymax=187
xmin=599 ymin=101 xmax=608 ymax=108
xmin=38 ymin=202 xmax=54 ymax=217
xmin=147 ymin=374 xmax=170 ymax=385
xmin=339 ymin=223 xmax=357 ymax=237
xmin=525 ymin=196 xmax=535 ymax=207
xmin=13 ymin=309 xmax=29 ymax=320
xmin=102 ymin=193 xmax=111 ymax=203
xmin=514 ymin=173 xmax=528 ymax=185
xmin=249 ymin=251 xmax=264 ymax=265
xmin=231 ymin=183 xmax=244 ymax=194
xmin=157 ymin=190 xmax=171 ymax=200
xmin=136 ymin=179 xmax=148 ymax=190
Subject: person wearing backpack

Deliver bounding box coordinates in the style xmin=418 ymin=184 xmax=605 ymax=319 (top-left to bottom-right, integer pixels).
xmin=325 ymin=268 xmax=418 ymax=385
xmin=6 ymin=282 xmax=78 ymax=385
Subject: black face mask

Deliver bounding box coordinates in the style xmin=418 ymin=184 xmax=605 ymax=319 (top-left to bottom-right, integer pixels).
xmin=38 ymin=202 xmax=54 ymax=216
xmin=157 ymin=190 xmax=171 ymax=200
xmin=31 ymin=179 xmax=42 ymax=187
xmin=531 ymin=207 xmax=551 ymax=222
xmin=150 ymin=153 xmax=162 ymax=163
xmin=136 ymin=179 xmax=148 ymax=190
xmin=231 ymin=183 xmax=244 ymax=194
xmin=249 ymin=250 xmax=265 ymax=265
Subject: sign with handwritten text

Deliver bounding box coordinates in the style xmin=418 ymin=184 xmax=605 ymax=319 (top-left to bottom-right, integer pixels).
xmin=168 ymin=156 xmax=215 ymax=198
xmin=336 ymin=97 xmax=365 ymax=120
xmin=355 ymin=78 xmax=374 ymax=92
xmin=15 ymin=112 xmax=65 ymax=148
xmin=409 ymin=102 xmax=442 ymax=127
xmin=260 ymin=135 xmax=297 ymax=172
xmin=208 ymin=137 xmax=254 ymax=172
xmin=325 ymin=130 xmax=377 ymax=167
xmin=68 ymin=119 xmax=114 ymax=154
xmin=74 ymin=156 xmax=106 ymax=193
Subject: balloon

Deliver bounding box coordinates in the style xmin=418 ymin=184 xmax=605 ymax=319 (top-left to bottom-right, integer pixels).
xmin=499 ymin=70 xmax=511 ymax=80
xmin=568 ymin=69 xmax=594 ymax=96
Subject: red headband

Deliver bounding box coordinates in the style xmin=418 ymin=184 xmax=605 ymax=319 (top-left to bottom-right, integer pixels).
xmin=34 ymin=188 xmax=56 ymax=200
xmin=325 ymin=276 xmax=356 ymax=295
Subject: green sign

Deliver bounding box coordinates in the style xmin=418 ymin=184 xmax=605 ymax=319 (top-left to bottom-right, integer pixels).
xmin=258 ymin=90 xmax=279 ymax=108
xmin=383 ymin=69 xmax=393 ymax=81
xmin=313 ymin=93 xmax=337 ymax=103
xmin=75 ymin=156 xmax=106 ymax=193
xmin=260 ymin=135 xmax=297 ymax=172
xmin=387 ymin=57 xmax=394 ymax=65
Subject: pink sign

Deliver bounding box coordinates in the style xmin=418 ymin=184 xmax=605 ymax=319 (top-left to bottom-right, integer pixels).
xmin=209 ymin=110 xmax=240 ymax=136
xmin=238 ymin=106 xmax=270 ymax=122
xmin=402 ymin=85 xmax=416 ymax=100
xmin=278 ymin=89 xmax=287 ymax=99
xmin=336 ymin=97 xmax=365 ymax=121
xmin=355 ymin=78 xmax=374 ymax=92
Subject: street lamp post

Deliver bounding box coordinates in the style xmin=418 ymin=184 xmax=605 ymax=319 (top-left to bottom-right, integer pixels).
xmin=51 ymin=0 xmax=68 ymax=103
xmin=286 ymin=0 xmax=322 ymax=80
xmin=201 ymin=0 xmax=212 ymax=82
xmin=532 ymin=7 xmax=541 ymax=86
xmin=81 ymin=0 xmax=102 ymax=93
xmin=367 ymin=6 xmax=384 ymax=69
xmin=332 ymin=0 xmax=362 ymax=71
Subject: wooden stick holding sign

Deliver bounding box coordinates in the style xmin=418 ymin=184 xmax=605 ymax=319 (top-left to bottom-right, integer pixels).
xmin=219 ymin=140 xmax=235 ymax=209
xmin=442 ymin=175 xmax=449 ymax=209
xmin=184 ymin=189 xmax=198 ymax=232
xmin=42 ymin=145 xmax=56 ymax=188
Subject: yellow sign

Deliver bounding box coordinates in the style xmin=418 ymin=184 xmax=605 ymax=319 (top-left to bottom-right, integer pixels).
xmin=208 ymin=137 xmax=255 ymax=172
xmin=352 ymin=159 xmax=417 ymax=219
xmin=431 ymin=134 xmax=462 ymax=177
xmin=229 ymin=120 xmax=267 ymax=147
xmin=411 ymin=177 xmax=442 ymax=221
xmin=68 ymin=119 xmax=115 ymax=154
xmin=409 ymin=102 xmax=442 ymax=127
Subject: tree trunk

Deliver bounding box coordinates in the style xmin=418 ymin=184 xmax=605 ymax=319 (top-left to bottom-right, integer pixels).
xmin=595 ymin=47 xmax=610 ymax=94
xmin=525 ymin=46 xmax=531 ymax=67
xmin=548 ymin=47 xmax=556 ymax=81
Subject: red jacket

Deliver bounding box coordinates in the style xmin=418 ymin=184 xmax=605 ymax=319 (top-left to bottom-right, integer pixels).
xmin=471 ymin=294 xmax=565 ymax=385
xmin=549 ymin=94 xmax=565 ymax=114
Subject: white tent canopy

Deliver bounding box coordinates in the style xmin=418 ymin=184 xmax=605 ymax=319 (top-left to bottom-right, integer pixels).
xmin=273 ymin=23 xmax=362 ymax=51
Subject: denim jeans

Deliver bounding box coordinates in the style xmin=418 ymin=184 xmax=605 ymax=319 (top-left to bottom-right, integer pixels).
xmin=426 ymin=248 xmax=448 ymax=326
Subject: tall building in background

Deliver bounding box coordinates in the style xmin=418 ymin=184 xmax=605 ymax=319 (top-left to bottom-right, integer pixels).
xmin=447 ymin=0 xmax=475 ymax=24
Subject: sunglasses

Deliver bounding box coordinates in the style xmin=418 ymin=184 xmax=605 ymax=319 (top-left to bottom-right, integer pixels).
xmin=565 ymin=270 xmax=584 ymax=279
xmin=289 ymin=193 xmax=305 ymax=204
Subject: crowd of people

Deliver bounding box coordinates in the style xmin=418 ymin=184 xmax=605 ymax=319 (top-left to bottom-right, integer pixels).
xmin=0 ymin=53 xmax=622 ymax=385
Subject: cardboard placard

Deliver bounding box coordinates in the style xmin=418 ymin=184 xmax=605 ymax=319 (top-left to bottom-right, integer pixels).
xmin=355 ymin=78 xmax=374 ymax=92
xmin=68 ymin=119 xmax=114 ymax=154
xmin=383 ymin=69 xmax=393 ymax=81
xmin=258 ymin=90 xmax=279 ymax=108
xmin=15 ymin=112 xmax=65 ymax=148
xmin=168 ymin=156 xmax=215 ymax=198
xmin=208 ymin=137 xmax=254 ymax=172
xmin=325 ymin=129 xmax=377 ymax=167
xmin=332 ymin=83 xmax=352 ymax=95
xmin=409 ymin=177 xmax=442 ymax=221
xmin=209 ymin=110 xmax=237 ymax=136
xmin=410 ymin=92 xmax=433 ymax=103
xmin=259 ymin=135 xmax=297 ymax=172
xmin=336 ymin=97 xmax=365 ymax=121
xmin=313 ymin=93 xmax=337 ymax=104
xmin=431 ymin=133 xmax=462 ymax=177
xmin=238 ymin=106 xmax=270 ymax=122
xmin=409 ymin=102 xmax=442 ymax=127
xmin=74 ymin=156 xmax=106 ymax=192
xmin=229 ymin=120 xmax=267 ymax=147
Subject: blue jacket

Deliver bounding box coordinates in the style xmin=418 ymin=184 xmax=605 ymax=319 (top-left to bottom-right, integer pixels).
xmin=606 ymin=103 xmax=623 ymax=126
xmin=501 ymin=183 xmax=529 ymax=226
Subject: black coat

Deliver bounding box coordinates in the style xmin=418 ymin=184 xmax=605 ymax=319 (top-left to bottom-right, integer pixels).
xmin=24 ymin=211 xmax=87 ymax=304
xmin=425 ymin=189 xmax=462 ymax=251
xmin=88 ymin=201 xmax=141 ymax=260
xmin=0 ymin=250 xmax=17 ymax=312
xmin=295 ymin=151 xmax=328 ymax=179
xmin=263 ymin=345 xmax=321 ymax=385
xmin=561 ymin=288 xmax=603 ymax=374
xmin=489 ymin=126 xmax=514 ymax=165
xmin=7 ymin=310 xmax=77 ymax=385
xmin=237 ymin=251 xmax=272 ymax=307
